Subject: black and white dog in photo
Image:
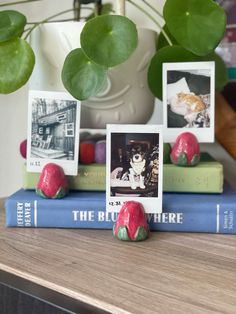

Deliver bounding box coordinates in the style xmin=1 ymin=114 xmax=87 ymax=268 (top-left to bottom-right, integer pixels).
xmin=122 ymin=144 xmax=147 ymax=190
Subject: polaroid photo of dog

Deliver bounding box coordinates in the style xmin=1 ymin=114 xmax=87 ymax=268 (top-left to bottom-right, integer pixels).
xmin=27 ymin=90 xmax=80 ymax=175
xmin=106 ymin=124 xmax=163 ymax=214
xmin=163 ymin=62 xmax=215 ymax=143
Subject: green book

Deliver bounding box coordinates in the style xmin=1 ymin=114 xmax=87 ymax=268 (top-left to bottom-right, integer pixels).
xmin=23 ymin=164 xmax=106 ymax=192
xmin=163 ymin=153 xmax=223 ymax=193
xmin=22 ymin=153 xmax=223 ymax=193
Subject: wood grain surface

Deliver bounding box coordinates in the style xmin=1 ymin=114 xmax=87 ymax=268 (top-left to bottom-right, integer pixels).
xmin=0 ymin=203 xmax=235 ymax=314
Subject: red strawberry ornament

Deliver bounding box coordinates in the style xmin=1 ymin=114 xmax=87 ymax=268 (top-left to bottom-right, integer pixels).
xmin=36 ymin=163 xmax=69 ymax=198
xmin=171 ymin=132 xmax=200 ymax=166
xmin=19 ymin=139 xmax=27 ymax=159
xmin=113 ymin=201 xmax=149 ymax=241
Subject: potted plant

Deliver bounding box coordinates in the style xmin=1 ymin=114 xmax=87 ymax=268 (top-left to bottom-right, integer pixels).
xmin=0 ymin=0 xmax=228 ymax=127
xmin=29 ymin=2 xmax=157 ymax=127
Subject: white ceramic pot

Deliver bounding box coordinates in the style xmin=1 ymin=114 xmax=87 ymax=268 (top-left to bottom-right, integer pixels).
xmin=29 ymin=22 xmax=157 ymax=128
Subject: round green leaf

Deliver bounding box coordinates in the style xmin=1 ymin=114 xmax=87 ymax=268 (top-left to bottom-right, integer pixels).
xmin=62 ymin=48 xmax=107 ymax=100
xmin=0 ymin=10 xmax=26 ymax=43
xmin=148 ymin=46 xmax=196 ymax=99
xmin=163 ymin=0 xmax=226 ymax=56
xmin=147 ymin=45 xmax=228 ymax=100
xmin=208 ymin=52 xmax=228 ymax=92
xmin=80 ymin=15 xmax=138 ymax=67
xmin=0 ymin=38 xmax=35 ymax=94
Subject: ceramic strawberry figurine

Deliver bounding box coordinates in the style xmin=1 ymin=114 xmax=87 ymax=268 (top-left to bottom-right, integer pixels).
xmin=19 ymin=139 xmax=27 ymax=159
xmin=171 ymin=132 xmax=200 ymax=166
xmin=36 ymin=163 xmax=69 ymax=198
xmin=113 ymin=201 xmax=149 ymax=241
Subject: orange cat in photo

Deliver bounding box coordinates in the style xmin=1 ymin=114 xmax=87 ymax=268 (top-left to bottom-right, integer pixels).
xmin=177 ymin=92 xmax=206 ymax=112
xmin=170 ymin=92 xmax=206 ymax=126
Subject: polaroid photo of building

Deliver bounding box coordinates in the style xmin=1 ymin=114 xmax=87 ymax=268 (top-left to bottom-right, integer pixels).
xmin=27 ymin=90 xmax=80 ymax=175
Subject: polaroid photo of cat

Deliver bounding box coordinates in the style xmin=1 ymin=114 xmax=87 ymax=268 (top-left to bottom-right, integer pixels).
xmin=163 ymin=62 xmax=215 ymax=143
xmin=27 ymin=90 xmax=80 ymax=176
xmin=106 ymin=124 xmax=163 ymax=214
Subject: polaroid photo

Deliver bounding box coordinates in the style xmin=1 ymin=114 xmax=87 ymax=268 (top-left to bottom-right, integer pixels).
xmin=163 ymin=62 xmax=215 ymax=143
xmin=106 ymin=124 xmax=163 ymax=214
xmin=27 ymin=90 xmax=80 ymax=176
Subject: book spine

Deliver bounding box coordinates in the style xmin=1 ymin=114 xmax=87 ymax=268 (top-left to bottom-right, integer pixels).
xmin=70 ymin=165 xmax=105 ymax=191
xmin=23 ymin=163 xmax=223 ymax=193
xmin=163 ymin=163 xmax=223 ymax=193
xmin=150 ymin=200 xmax=235 ymax=234
xmin=5 ymin=197 xmax=115 ymax=229
xmin=5 ymin=198 xmax=235 ymax=234
xmin=22 ymin=164 xmax=106 ymax=191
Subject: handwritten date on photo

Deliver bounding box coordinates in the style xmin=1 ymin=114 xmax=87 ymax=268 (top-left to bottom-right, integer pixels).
xmin=30 ymin=161 xmax=41 ymax=167
xmin=109 ymin=201 xmax=122 ymax=207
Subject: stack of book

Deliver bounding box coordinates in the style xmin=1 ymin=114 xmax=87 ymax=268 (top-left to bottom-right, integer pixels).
xmin=5 ymin=152 xmax=236 ymax=234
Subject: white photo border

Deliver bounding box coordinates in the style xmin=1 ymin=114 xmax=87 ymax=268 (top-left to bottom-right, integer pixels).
xmin=106 ymin=124 xmax=163 ymax=214
xmin=163 ymin=61 xmax=215 ymax=143
xmin=27 ymin=90 xmax=81 ymax=176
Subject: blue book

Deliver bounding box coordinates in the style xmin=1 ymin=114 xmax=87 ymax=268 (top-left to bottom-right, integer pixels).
xmin=5 ymin=184 xmax=236 ymax=234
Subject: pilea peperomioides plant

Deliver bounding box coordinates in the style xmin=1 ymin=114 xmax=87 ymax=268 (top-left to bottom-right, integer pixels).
xmin=0 ymin=8 xmax=35 ymax=93
xmin=0 ymin=0 xmax=228 ymax=102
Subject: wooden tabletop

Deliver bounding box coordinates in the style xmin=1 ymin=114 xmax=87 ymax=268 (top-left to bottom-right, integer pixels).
xmin=1 ymin=143 xmax=236 ymax=313
xmin=0 ymin=200 xmax=235 ymax=314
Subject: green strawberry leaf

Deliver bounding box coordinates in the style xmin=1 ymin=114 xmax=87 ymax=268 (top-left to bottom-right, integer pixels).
xmin=36 ymin=188 xmax=47 ymax=199
xmin=0 ymin=10 xmax=26 ymax=42
xmin=177 ymin=153 xmax=187 ymax=166
xmin=163 ymin=0 xmax=226 ymax=56
xmin=116 ymin=225 xmax=131 ymax=241
xmin=191 ymin=154 xmax=200 ymax=166
xmin=148 ymin=45 xmax=228 ymax=100
xmin=80 ymin=15 xmax=138 ymax=67
xmin=134 ymin=226 xmax=148 ymax=241
xmin=54 ymin=187 xmax=67 ymax=199
xmin=0 ymin=37 xmax=35 ymax=94
xmin=62 ymin=48 xmax=107 ymax=100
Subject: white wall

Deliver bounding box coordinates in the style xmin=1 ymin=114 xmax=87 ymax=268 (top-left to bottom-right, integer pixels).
xmin=0 ymin=0 xmax=165 ymax=197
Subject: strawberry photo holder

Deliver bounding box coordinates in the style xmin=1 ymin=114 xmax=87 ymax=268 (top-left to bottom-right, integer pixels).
xmin=170 ymin=132 xmax=200 ymax=167
xmin=36 ymin=163 xmax=69 ymax=199
xmin=113 ymin=201 xmax=149 ymax=242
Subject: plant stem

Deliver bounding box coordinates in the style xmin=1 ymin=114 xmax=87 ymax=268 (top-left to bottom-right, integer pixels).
xmin=73 ymin=0 xmax=81 ymax=21
xmin=0 ymin=0 xmax=41 ymax=7
xmin=142 ymin=0 xmax=163 ymax=21
xmin=23 ymin=8 xmax=75 ymax=40
xmin=95 ymin=0 xmax=102 ymax=16
xmin=116 ymin=0 xmax=125 ymax=16
xmin=23 ymin=27 xmax=32 ymax=32
xmin=26 ymin=18 xmax=76 ymax=25
xmin=127 ymin=0 xmax=173 ymax=46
